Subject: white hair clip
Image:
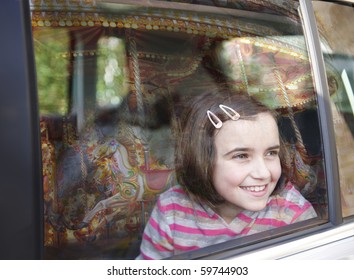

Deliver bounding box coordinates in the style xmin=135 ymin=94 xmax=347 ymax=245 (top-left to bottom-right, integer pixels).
xmin=207 ymin=110 xmax=223 ymax=128
xmin=219 ymin=104 xmax=240 ymax=121
xmin=207 ymin=105 xmax=240 ymax=128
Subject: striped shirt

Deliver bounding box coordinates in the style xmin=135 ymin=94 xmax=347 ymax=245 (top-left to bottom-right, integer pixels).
xmin=136 ymin=182 xmax=317 ymax=260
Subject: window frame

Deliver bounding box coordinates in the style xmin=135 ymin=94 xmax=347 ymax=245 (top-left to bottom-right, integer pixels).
xmin=0 ymin=0 xmax=43 ymax=259
xmin=300 ymin=0 xmax=342 ymax=226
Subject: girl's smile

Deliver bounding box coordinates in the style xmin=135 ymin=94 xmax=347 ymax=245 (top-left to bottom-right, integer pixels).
xmin=239 ymin=184 xmax=268 ymax=196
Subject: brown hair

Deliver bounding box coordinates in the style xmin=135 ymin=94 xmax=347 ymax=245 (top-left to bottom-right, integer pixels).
xmin=174 ymin=89 xmax=290 ymax=206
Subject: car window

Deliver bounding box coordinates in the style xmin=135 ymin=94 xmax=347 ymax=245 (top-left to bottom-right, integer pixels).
xmin=312 ymin=1 xmax=354 ymax=218
xmin=31 ymin=0 xmax=330 ymax=259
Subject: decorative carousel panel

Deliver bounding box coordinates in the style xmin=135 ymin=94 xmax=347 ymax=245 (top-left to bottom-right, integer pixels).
xmin=217 ymin=36 xmax=341 ymax=110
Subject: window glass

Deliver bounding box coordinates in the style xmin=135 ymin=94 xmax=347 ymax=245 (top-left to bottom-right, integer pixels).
xmin=32 ymin=0 xmax=329 ymax=259
xmin=312 ymin=1 xmax=354 ymax=217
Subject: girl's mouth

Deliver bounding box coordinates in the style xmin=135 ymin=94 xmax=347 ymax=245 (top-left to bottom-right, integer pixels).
xmin=240 ymin=185 xmax=267 ymax=193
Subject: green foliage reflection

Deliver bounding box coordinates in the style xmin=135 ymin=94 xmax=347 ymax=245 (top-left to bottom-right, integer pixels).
xmin=33 ymin=28 xmax=69 ymax=115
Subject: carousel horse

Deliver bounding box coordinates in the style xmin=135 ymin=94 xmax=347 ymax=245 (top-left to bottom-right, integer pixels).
xmin=71 ymin=134 xmax=175 ymax=242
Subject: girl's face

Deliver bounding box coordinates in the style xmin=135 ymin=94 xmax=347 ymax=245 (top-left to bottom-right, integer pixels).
xmin=212 ymin=112 xmax=281 ymax=221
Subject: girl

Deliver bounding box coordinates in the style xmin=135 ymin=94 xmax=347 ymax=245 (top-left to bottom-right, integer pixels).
xmin=136 ymin=90 xmax=317 ymax=260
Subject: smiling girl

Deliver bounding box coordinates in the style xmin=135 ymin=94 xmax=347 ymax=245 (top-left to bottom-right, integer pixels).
xmin=136 ymin=90 xmax=317 ymax=260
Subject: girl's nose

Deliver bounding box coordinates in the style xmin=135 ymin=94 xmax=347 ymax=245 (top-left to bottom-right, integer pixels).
xmin=250 ymin=157 xmax=271 ymax=179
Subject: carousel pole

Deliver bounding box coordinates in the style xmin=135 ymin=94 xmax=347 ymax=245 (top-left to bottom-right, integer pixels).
xmin=269 ymin=53 xmax=308 ymax=161
xmin=129 ymin=32 xmax=145 ymax=127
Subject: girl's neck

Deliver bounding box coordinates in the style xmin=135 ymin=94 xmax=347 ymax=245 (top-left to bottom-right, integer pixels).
xmin=213 ymin=202 xmax=243 ymax=224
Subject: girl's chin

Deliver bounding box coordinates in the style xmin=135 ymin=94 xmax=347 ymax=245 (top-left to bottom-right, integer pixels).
xmin=244 ymin=201 xmax=269 ymax=212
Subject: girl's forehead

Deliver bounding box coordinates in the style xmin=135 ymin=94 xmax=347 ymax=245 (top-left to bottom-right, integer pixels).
xmin=213 ymin=113 xmax=279 ymax=148
xmin=218 ymin=112 xmax=276 ymax=131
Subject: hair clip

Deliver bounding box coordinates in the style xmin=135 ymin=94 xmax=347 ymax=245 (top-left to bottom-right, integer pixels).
xmin=219 ymin=104 xmax=240 ymax=121
xmin=207 ymin=110 xmax=223 ymax=128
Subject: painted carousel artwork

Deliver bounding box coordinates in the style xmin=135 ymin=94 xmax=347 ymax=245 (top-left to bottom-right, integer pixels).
xmin=32 ymin=0 xmax=340 ymax=259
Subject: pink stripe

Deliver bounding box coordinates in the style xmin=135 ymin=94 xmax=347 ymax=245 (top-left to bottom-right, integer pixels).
xmin=268 ymin=197 xmax=308 ymax=213
xmin=142 ymin=232 xmax=173 ymax=253
xmin=255 ymin=218 xmax=288 ymax=227
xmin=237 ymin=212 xmax=254 ymax=223
xmin=240 ymin=227 xmax=252 ymax=235
xmin=284 ymin=181 xmax=294 ymax=191
xmin=291 ymin=202 xmax=312 ymax=222
xmin=149 ymin=217 xmax=174 ymax=244
xmin=162 ymin=203 xmax=218 ymax=220
xmin=288 ymin=204 xmax=305 ymax=212
xmin=267 ymin=199 xmax=303 ymax=212
xmin=172 ymin=187 xmax=186 ymax=195
xmin=267 ymin=198 xmax=286 ymax=207
xmin=140 ymin=251 xmax=154 ymax=260
xmin=170 ymin=223 xmax=237 ymax=236
xmin=174 ymin=243 xmax=201 ymax=251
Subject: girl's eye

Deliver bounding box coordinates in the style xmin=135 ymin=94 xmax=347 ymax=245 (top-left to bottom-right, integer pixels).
xmin=233 ymin=153 xmax=249 ymax=159
xmin=267 ymin=150 xmax=279 ymax=157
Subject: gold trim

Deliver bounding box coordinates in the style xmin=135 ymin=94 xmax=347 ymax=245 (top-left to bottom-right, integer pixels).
xmin=31 ymin=7 xmax=282 ymax=38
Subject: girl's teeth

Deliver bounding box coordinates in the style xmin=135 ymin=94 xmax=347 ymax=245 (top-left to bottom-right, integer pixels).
xmin=243 ymin=185 xmax=266 ymax=192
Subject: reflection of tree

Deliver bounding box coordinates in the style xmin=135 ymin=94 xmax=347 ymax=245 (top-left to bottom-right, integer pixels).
xmin=33 ymin=28 xmax=70 ymax=115
xmin=34 ymin=27 xmax=129 ymax=116
xmin=96 ymin=36 xmax=129 ymax=108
